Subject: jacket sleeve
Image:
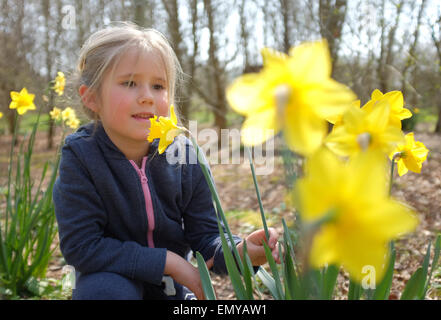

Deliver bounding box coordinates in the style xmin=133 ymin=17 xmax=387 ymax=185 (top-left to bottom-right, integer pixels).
xmin=53 ymin=143 xmax=167 ymax=285
xmin=181 ymin=145 xmax=242 ymax=275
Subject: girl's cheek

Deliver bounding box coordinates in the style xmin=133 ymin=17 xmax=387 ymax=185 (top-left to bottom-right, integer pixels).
xmin=157 ymin=95 xmax=170 ymax=117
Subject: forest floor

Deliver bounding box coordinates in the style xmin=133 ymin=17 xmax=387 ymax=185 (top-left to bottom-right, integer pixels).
xmin=1 ymin=122 xmax=440 ymax=300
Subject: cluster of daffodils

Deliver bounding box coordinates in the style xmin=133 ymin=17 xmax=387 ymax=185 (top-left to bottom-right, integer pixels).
xmin=49 ymin=71 xmax=79 ymax=129
xmin=7 ymin=71 xmax=80 ymax=130
xmin=144 ymin=40 xmax=430 ymax=285
xmin=50 ymin=106 xmax=80 ymax=129
xmin=225 ymin=40 xmax=428 ymax=284
xmin=53 ymin=72 xmax=65 ymax=96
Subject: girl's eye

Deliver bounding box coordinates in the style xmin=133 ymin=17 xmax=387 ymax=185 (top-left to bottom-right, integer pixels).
xmin=153 ymin=84 xmax=165 ymax=90
xmin=122 ymin=81 xmax=136 ymax=87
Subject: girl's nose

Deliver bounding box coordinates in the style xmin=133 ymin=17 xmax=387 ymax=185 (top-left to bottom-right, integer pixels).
xmin=137 ymin=86 xmax=154 ymax=105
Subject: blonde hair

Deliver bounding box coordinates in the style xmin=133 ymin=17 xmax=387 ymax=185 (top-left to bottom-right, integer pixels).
xmin=73 ymin=21 xmax=183 ymax=123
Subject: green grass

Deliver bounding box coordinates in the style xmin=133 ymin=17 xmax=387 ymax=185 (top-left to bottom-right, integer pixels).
xmin=0 ymin=113 xmax=51 ymax=135
xmin=19 ymin=113 xmax=51 ymax=133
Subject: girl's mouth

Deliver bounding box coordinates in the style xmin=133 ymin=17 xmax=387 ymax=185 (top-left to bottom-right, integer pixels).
xmin=132 ymin=112 xmax=154 ymax=122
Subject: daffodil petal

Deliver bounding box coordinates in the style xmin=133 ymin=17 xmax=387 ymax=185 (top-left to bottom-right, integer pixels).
xmin=170 ymin=104 xmax=177 ymax=125
xmin=403 ymin=153 xmax=422 ymax=173
xmin=304 ymin=80 xmax=357 ymax=121
xmin=240 ymin=108 xmax=278 ymax=146
xmin=288 ymin=40 xmax=331 ymax=82
xmin=398 ymin=108 xmax=412 ymax=120
xmin=261 ymin=47 xmax=288 ymax=67
xmin=226 ymin=73 xmax=272 ymax=115
xmin=284 ymin=103 xmax=327 ymax=155
xmin=348 ymin=151 xmax=388 ymax=199
xmin=371 ymin=89 xmax=383 ymax=100
xmin=397 ymin=160 xmax=409 ymax=176
xmin=365 ymin=100 xmax=390 ymax=131
xmin=369 ymin=200 xmax=418 ymax=239
xmin=383 ymin=91 xmax=403 ymax=111
xmin=336 ymin=234 xmax=389 ymax=283
xmin=325 ymin=126 xmax=359 ymax=156
xmin=310 ymin=226 xmax=339 ymax=267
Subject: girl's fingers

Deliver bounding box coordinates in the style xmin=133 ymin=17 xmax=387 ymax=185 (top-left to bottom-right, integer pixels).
xmin=272 ymin=245 xmax=281 ymax=264
xmin=267 ymin=227 xmax=279 ymax=248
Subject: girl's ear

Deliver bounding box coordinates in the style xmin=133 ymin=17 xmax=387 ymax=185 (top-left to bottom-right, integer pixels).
xmin=79 ymin=84 xmax=99 ymax=113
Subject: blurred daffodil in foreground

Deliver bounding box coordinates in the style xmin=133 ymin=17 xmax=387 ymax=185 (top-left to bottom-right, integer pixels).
xmin=362 ymin=89 xmax=412 ymax=129
xmin=0 ymin=112 xmax=3 ymax=119
xmin=9 ymin=88 xmax=36 ymax=115
xmin=53 ymin=71 xmax=66 ymax=96
xmin=147 ymin=104 xmax=185 ymax=154
xmin=390 ymin=132 xmax=429 ymax=176
xmin=226 ymin=40 xmax=356 ymax=156
xmin=294 ymin=148 xmax=418 ymax=283
xmin=325 ymin=99 xmax=404 ymax=157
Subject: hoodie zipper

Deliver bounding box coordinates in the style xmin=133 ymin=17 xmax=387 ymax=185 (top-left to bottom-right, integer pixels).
xmin=130 ymin=157 xmax=155 ymax=248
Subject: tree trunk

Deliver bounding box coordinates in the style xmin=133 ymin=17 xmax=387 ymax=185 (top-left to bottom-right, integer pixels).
xmin=318 ymin=0 xmax=347 ymax=76
xmin=280 ymin=0 xmax=291 ymax=54
xmin=203 ymin=0 xmax=227 ymax=137
xmin=378 ymin=0 xmax=404 ymax=93
xmin=134 ymin=0 xmax=146 ymax=26
xmin=435 ymin=101 xmax=441 ymax=133
xmin=162 ymin=0 xmax=191 ymax=127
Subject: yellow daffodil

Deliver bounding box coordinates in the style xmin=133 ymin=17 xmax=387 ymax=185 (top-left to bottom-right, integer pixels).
xmin=9 ymin=88 xmax=36 ymax=115
xmin=294 ymin=148 xmax=418 ymax=283
xmin=327 ymin=99 xmax=361 ymax=129
xmin=53 ymin=71 xmax=66 ymax=96
xmin=325 ymin=100 xmax=404 ymax=157
xmin=66 ymin=117 xmax=80 ymax=129
xmin=61 ymin=107 xmax=76 ymax=122
xmin=50 ymin=107 xmax=62 ymax=121
xmin=0 ymin=112 xmax=3 ymax=119
xmin=362 ymin=89 xmax=412 ymax=129
xmin=390 ymin=132 xmax=429 ymax=176
xmin=226 ymin=40 xmax=356 ymax=156
xmin=147 ymin=105 xmax=185 ymax=154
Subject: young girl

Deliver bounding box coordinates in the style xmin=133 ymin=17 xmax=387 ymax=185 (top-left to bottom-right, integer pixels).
xmin=53 ymin=22 xmax=280 ymax=300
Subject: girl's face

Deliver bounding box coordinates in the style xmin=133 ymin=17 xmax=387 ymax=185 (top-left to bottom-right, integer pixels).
xmin=97 ymin=47 xmax=169 ymax=148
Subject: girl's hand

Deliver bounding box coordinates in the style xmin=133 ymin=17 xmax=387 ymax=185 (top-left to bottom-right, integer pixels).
xmin=164 ymin=250 xmax=214 ymax=300
xmin=237 ymin=227 xmax=281 ymax=266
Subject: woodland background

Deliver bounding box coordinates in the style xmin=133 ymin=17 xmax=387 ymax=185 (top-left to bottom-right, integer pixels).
xmin=1 ymin=0 xmax=441 ymax=143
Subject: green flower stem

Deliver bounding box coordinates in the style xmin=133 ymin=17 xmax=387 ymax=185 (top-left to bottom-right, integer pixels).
xmin=245 ymin=147 xmax=270 ymax=242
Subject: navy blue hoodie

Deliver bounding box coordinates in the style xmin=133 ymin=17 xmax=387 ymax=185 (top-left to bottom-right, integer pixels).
xmin=53 ymin=122 xmax=241 ymax=291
